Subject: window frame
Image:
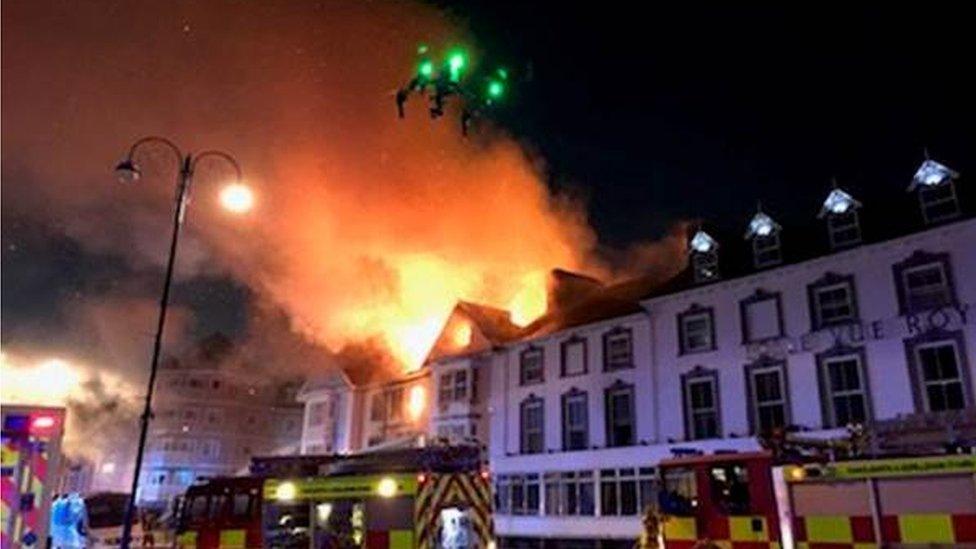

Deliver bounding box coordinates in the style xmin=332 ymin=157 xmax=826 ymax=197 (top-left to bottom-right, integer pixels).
xmin=752 ymin=232 xmax=782 ymax=269
xmin=519 ymin=346 xmax=545 ymax=386
xmin=692 ymin=248 xmax=720 ymax=283
xmin=744 ymin=358 xmax=791 ymax=435
xmin=904 ymin=330 xmax=972 ymax=413
xmin=604 ymin=381 xmax=636 ymax=448
xmin=677 ymin=304 xmax=716 ymax=355
xmin=544 ymin=470 xmax=596 ymax=516
xmin=826 ymin=210 xmax=862 ymax=249
xmin=918 ymin=181 xmax=961 ymax=224
xmin=520 ymin=395 xmax=545 ymax=455
xmin=807 ymin=272 xmax=859 ymax=331
xmin=681 ymin=367 xmax=722 ymax=441
xmin=815 ymin=346 xmax=872 ymax=428
xmin=369 ymin=393 xmax=385 ymax=422
xmin=892 ymin=250 xmax=957 ymax=315
xmin=739 ymin=289 xmax=785 ymax=344
xmin=561 ymin=389 xmax=589 ymax=451
xmin=603 ymin=326 xmax=635 ymax=371
xmin=437 ymin=372 xmax=453 ymax=407
xmin=598 ymin=467 xmax=657 ymax=517
xmin=560 ymin=335 xmax=588 ymax=377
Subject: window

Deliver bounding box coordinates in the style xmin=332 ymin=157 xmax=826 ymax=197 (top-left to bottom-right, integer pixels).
xmin=913 ymin=341 xmax=967 ymax=412
xmin=918 ymin=182 xmax=960 ymax=224
xmin=603 ymin=328 xmax=634 ymax=370
xmin=497 ymin=474 xmax=540 ymax=516
xmin=520 ymin=397 xmax=544 ymax=454
xmin=440 ymin=370 xmax=469 ymax=406
xmin=544 ymin=471 xmax=595 ymax=516
xmin=307 ymin=402 xmax=327 ymax=427
xmin=438 ymin=373 xmax=453 ymax=406
xmin=746 ymin=361 xmax=790 ymax=434
xmin=561 ymin=390 xmax=589 ymax=451
xmin=682 ymin=369 xmax=720 ymax=440
xmin=678 ymin=306 xmax=715 ymax=354
xmin=388 ymin=388 xmax=404 ymax=422
xmin=808 ymin=274 xmax=858 ymax=330
xmin=893 ymin=252 xmax=956 ymax=314
xmin=454 ymin=370 xmax=468 ymax=401
xmin=818 ymin=352 xmax=870 ymax=427
xmin=692 ymin=249 xmax=720 ymax=283
xmin=599 ymin=468 xmax=656 ymax=516
xmin=753 ymin=233 xmax=782 ymax=268
xmin=520 ymin=347 xmax=544 ymax=385
xmin=827 ymin=210 xmax=861 ymax=249
xmin=740 ymin=290 xmax=783 ymax=343
xmin=561 ymin=337 xmax=587 ymax=377
xmin=370 ymin=394 xmax=385 ymax=421
xmin=709 ymin=463 xmax=751 ymax=515
xmin=903 ymin=264 xmax=952 ymax=311
xmin=660 ymin=467 xmax=697 ymax=516
xmin=232 ymin=492 xmax=253 ymax=519
xmin=495 ymin=476 xmax=511 ymax=514
xmin=605 ymin=383 xmax=635 ymax=447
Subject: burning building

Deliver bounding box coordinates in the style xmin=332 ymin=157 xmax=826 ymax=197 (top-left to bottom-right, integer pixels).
xmin=293 ymin=156 xmax=976 ymax=546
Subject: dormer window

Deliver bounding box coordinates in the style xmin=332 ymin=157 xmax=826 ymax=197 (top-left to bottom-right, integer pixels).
xmin=907 ymin=158 xmax=961 ymax=224
xmin=689 ymin=230 xmax=719 ymax=283
xmin=744 ymin=207 xmax=782 ymax=269
xmin=818 ymin=184 xmax=862 ymax=249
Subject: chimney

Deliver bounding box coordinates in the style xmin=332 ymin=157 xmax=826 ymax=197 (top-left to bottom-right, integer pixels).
xmin=546 ymin=269 xmax=603 ymax=313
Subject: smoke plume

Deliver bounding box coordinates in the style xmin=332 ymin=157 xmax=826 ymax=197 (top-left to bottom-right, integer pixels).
xmin=2 ymin=1 xmax=685 ymax=376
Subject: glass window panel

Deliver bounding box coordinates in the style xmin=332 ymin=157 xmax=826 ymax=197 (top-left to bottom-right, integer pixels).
xmin=745 ymin=298 xmax=780 ymax=341
xmin=579 ymin=482 xmax=595 ymax=515
xmin=563 ymin=340 xmax=586 ymax=376
xmin=601 ymin=482 xmax=618 ymax=516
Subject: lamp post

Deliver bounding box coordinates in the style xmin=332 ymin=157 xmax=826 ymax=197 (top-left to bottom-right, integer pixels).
xmin=114 ymin=136 xmax=249 ymax=548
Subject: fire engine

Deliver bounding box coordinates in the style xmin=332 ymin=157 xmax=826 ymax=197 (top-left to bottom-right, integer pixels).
xmin=658 ymin=416 xmax=976 ymax=548
xmin=175 ymin=445 xmax=493 ymax=548
xmin=1 ymin=405 xmax=66 ymax=549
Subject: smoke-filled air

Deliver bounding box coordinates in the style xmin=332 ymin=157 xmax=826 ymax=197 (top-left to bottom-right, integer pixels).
xmin=1 ymin=0 xmax=684 ymax=393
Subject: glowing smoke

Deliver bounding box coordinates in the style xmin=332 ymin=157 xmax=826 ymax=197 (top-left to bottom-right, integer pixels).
xmin=2 ymin=1 xmax=685 ymax=374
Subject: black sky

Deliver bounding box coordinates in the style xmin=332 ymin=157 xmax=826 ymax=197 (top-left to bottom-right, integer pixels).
xmin=440 ymin=2 xmax=975 ymax=244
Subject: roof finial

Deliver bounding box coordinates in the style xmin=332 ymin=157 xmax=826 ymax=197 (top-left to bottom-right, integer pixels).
xmin=756 ymin=199 xmax=763 ymax=213
xmin=830 ymin=176 xmax=839 ymax=189
xmin=923 ymin=146 xmax=930 ymax=160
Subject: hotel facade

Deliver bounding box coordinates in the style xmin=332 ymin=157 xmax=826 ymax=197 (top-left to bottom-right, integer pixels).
xmin=300 ymin=158 xmax=975 ymax=545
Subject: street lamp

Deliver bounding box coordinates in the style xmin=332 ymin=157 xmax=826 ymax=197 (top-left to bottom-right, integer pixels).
xmin=115 ymin=136 xmax=249 ymax=548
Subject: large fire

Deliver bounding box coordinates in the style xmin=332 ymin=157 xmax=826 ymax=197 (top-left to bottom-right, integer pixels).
xmin=1 ymin=1 xmax=688 ymax=377
xmin=0 ymin=354 xmax=84 ymax=407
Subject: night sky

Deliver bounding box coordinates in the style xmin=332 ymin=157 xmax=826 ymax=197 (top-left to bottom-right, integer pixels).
xmin=445 ymin=3 xmax=974 ymax=243
xmin=2 ymin=2 xmax=974 ymax=373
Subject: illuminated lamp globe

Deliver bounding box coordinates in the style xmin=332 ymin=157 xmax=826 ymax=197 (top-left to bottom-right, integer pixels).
xmin=275 ymin=481 xmax=297 ymax=501
xmin=376 ymin=477 xmax=398 ymax=498
xmin=219 ymin=183 xmax=254 ymax=214
xmin=114 ymin=159 xmax=141 ymax=183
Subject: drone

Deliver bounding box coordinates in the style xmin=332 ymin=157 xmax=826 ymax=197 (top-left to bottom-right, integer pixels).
xmin=396 ymin=45 xmax=509 ymax=136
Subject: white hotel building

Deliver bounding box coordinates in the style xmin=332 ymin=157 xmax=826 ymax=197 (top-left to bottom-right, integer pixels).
xmin=301 ymin=159 xmax=975 ymax=546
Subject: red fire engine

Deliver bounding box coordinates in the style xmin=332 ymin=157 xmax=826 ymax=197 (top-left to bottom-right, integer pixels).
xmin=174 ymin=445 xmax=493 ymax=548
xmin=658 ymin=421 xmax=976 ymax=548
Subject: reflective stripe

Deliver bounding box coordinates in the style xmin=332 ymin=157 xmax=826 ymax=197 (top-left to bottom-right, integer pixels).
xmin=898 ymin=514 xmax=954 ymax=543
xmin=219 ymin=528 xmax=246 ymax=547
xmin=804 ymin=515 xmax=853 ymax=542
xmin=176 ymin=531 xmax=198 ymax=548
xmin=663 ymin=517 xmax=697 ymax=541
xmin=729 ymin=516 xmax=770 ymax=541
xmin=389 ymin=529 xmax=412 ymax=549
